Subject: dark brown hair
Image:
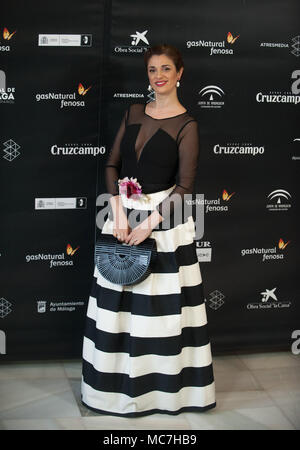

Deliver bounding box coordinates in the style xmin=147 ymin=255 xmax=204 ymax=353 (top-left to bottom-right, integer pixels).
xmin=144 ymin=44 xmax=184 ymax=73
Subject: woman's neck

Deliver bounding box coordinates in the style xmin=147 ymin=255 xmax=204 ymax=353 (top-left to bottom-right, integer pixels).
xmin=149 ymin=91 xmax=182 ymax=112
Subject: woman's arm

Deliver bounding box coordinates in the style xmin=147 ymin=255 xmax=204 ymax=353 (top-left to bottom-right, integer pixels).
xmin=154 ymin=120 xmax=200 ymax=220
xmin=105 ymin=108 xmax=131 ymax=241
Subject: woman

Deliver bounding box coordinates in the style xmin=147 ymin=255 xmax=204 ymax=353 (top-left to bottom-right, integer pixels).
xmin=81 ymin=44 xmax=216 ymax=417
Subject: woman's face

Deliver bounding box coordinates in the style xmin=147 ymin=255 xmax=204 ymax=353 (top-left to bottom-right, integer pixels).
xmin=147 ymin=54 xmax=183 ymax=95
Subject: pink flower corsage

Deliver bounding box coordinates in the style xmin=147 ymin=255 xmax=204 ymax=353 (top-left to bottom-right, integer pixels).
xmin=118 ymin=177 xmax=150 ymax=201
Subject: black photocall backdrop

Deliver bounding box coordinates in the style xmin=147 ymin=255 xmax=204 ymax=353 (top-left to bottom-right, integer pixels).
xmin=0 ymin=0 xmax=299 ymax=360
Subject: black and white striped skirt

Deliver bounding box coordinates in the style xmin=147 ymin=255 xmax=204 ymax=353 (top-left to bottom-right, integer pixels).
xmin=81 ymin=185 xmax=216 ymax=417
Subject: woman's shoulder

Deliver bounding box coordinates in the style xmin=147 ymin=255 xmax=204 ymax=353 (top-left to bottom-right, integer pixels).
xmin=124 ymin=102 xmax=145 ymax=121
xmin=178 ymin=111 xmax=198 ymax=130
xmin=126 ymin=102 xmax=145 ymax=113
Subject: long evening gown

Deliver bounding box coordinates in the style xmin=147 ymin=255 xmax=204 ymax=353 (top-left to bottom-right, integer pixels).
xmin=81 ymin=102 xmax=216 ymax=417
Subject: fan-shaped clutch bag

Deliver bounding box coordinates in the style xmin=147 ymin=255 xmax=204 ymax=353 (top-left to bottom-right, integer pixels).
xmin=95 ymin=233 xmax=157 ymax=286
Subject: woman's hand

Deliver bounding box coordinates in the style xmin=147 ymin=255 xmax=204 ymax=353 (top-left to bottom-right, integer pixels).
xmin=125 ymin=209 xmax=164 ymax=246
xmin=112 ymin=208 xmax=131 ymax=242
xmin=125 ymin=221 xmax=153 ymax=246
xmin=109 ymin=194 xmax=131 ymax=242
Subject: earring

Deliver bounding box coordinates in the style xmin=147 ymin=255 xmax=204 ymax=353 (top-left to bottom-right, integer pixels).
xmin=148 ymin=84 xmax=153 ymax=91
xmin=176 ymin=80 xmax=180 ymax=87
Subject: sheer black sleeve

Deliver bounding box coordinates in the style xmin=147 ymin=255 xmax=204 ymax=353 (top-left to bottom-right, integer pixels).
xmin=105 ymin=108 xmax=128 ymax=196
xmin=155 ymin=120 xmax=199 ymax=220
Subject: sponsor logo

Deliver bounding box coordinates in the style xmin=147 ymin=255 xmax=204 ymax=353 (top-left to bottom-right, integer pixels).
xmin=256 ymin=91 xmax=300 ymax=104
xmin=0 ymin=70 xmax=16 ymax=103
xmin=187 ymin=32 xmax=240 ymax=56
xmin=196 ymin=241 xmax=212 ymax=262
xmin=50 ymin=143 xmax=105 ymax=157
xmin=260 ymin=36 xmax=300 ymax=57
xmin=0 ymin=298 xmax=12 ymax=319
xmin=25 ymin=244 xmax=79 ymax=268
xmin=241 ymin=238 xmax=290 ymax=262
xmin=213 ymin=142 xmax=265 ymax=156
xmin=187 ymin=189 xmax=235 ymax=213
xmin=266 ymin=189 xmax=291 ymax=212
xmin=147 ymin=89 xmax=155 ymax=103
xmin=113 ymin=93 xmax=145 ymax=99
xmin=247 ymin=287 xmax=292 ymax=310
xmin=38 ymin=34 xmax=92 ymax=47
xmin=114 ymin=30 xmax=150 ymax=54
xmin=35 ymin=197 xmax=87 ymax=210
xmin=198 ymin=85 xmax=225 ymax=108
xmin=2 ymin=139 xmax=20 ymax=161
xmin=0 ymin=27 xmax=16 ymax=52
xmin=35 ymin=82 xmax=92 ymax=108
xmin=37 ymin=301 xmax=47 ymax=313
xmin=130 ymin=30 xmax=149 ymax=46
xmin=207 ymin=290 xmax=226 ymax=310
xmin=37 ymin=299 xmax=85 ymax=313
xmin=291 ymin=35 xmax=300 ymax=57
xmin=256 ymin=71 xmax=300 ymax=104
xmin=260 ymin=42 xmax=289 ymax=48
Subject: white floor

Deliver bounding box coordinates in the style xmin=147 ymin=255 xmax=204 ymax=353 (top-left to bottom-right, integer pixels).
xmin=0 ymin=351 xmax=299 ymax=430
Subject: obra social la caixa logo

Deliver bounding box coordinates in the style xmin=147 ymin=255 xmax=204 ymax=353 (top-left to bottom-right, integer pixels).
xmin=247 ymin=287 xmax=292 ymax=311
xmin=35 ymin=82 xmax=92 ymax=109
xmin=114 ymin=29 xmax=150 ymax=54
xmin=25 ymin=244 xmax=80 ymax=268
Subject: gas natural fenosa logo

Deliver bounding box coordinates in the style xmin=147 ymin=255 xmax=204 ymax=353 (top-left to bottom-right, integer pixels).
xmin=35 ymin=82 xmax=92 ymax=108
xmin=25 ymin=244 xmax=80 ymax=268
xmin=241 ymin=238 xmax=290 ymax=262
xmin=186 ymin=189 xmax=235 ymax=213
xmin=187 ymin=32 xmax=240 ymax=56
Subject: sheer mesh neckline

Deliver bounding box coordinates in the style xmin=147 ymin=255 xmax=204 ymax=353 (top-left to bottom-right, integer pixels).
xmin=143 ymin=103 xmax=188 ymax=120
xmin=105 ymin=103 xmax=199 ymax=219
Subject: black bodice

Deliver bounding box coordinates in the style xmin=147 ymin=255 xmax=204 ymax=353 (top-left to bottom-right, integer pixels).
xmin=105 ymin=102 xmax=200 ymax=219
